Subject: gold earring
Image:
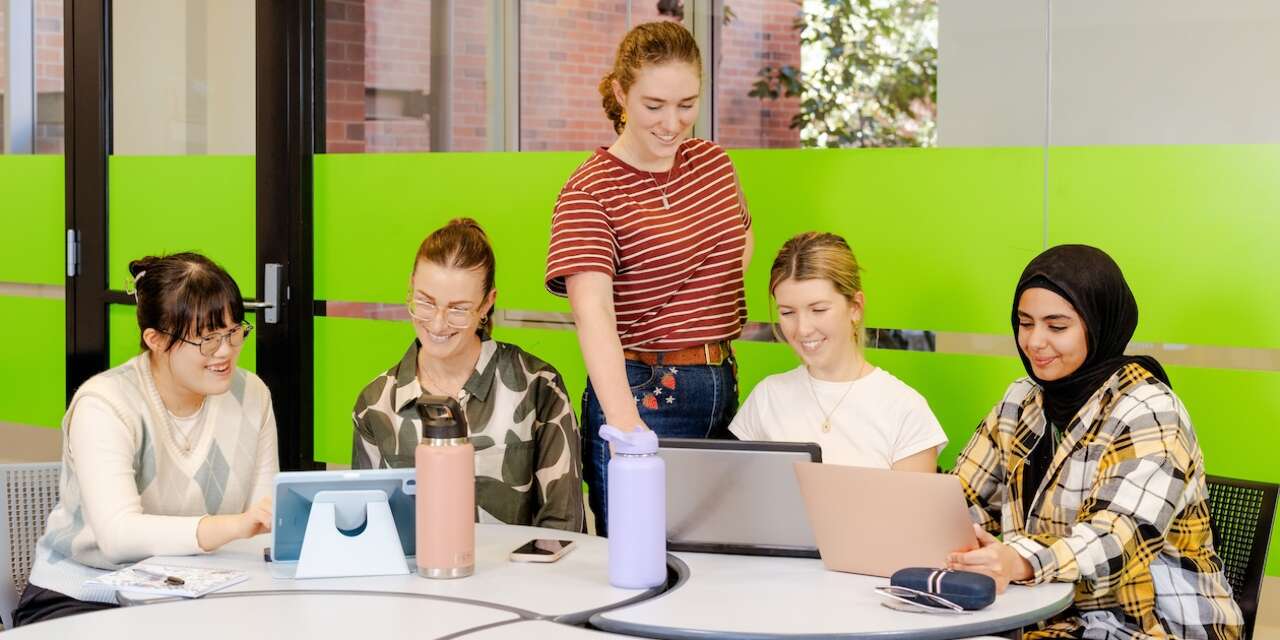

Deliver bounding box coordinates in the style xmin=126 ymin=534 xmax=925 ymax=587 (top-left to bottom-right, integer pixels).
xmin=620 ymin=111 xmax=627 ymax=126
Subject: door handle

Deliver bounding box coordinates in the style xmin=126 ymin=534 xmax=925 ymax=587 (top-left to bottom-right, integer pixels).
xmin=244 ymin=263 xmax=283 ymax=324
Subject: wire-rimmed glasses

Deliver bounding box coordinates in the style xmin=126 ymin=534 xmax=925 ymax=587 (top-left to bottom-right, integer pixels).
xmin=405 ymin=293 xmax=478 ymax=329
xmin=873 ymin=585 xmax=967 ymax=614
xmin=161 ymin=321 xmax=253 ymax=357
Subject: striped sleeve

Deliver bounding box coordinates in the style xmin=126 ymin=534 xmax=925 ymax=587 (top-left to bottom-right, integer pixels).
xmin=545 ymin=188 xmax=617 ymax=297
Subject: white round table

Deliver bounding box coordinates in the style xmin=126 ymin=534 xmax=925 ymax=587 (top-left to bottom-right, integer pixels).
xmin=590 ymin=550 xmax=1075 ymax=639
xmin=123 ymin=523 xmax=665 ymax=623
xmin=5 ymin=592 xmax=517 ymax=639
xmin=464 ymin=620 xmax=632 ymax=638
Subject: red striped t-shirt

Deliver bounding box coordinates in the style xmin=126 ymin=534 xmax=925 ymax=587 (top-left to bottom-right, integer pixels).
xmin=545 ymin=138 xmax=750 ymax=352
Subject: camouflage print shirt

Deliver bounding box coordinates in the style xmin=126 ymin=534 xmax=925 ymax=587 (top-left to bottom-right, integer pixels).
xmin=352 ymin=339 xmax=585 ymax=532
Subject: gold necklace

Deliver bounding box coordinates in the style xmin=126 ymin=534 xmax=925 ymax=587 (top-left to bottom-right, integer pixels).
xmin=166 ymin=402 xmax=206 ymax=454
xmin=649 ymin=170 xmax=672 ymax=209
xmin=420 ymin=366 xmax=467 ymax=398
xmin=418 ymin=352 xmax=471 ymax=398
xmin=806 ymin=362 xmax=871 ymax=433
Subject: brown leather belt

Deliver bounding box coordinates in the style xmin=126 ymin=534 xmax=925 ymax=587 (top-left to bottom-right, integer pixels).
xmin=623 ymin=341 xmax=732 ymax=367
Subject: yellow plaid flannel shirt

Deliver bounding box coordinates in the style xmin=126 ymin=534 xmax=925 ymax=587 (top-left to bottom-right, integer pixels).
xmin=953 ymin=363 xmax=1242 ymax=639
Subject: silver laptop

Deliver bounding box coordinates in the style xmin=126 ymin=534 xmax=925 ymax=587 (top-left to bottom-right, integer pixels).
xmin=660 ymin=438 xmax=822 ymax=557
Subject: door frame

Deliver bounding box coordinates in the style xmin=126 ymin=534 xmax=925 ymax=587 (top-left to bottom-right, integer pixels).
xmin=63 ymin=0 xmax=324 ymax=471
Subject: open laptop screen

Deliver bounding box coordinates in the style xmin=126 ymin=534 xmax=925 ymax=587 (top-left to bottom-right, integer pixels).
xmin=660 ymin=438 xmax=822 ymax=557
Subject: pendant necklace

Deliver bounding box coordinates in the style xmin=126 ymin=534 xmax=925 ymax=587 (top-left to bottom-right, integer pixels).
xmin=807 ymin=361 xmax=871 ymax=433
xmin=649 ymin=167 xmax=672 ymax=209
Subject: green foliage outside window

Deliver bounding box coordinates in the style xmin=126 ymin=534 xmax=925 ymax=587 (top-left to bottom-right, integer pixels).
xmin=750 ymin=0 xmax=937 ymax=148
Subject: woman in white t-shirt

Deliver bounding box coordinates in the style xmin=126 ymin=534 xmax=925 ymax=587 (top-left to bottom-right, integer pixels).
xmin=730 ymin=232 xmax=946 ymax=471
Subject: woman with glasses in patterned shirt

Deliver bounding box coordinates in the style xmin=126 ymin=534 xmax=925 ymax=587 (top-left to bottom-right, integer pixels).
xmin=350 ymin=219 xmax=585 ymax=533
xmin=15 ymin=252 xmax=278 ymax=626
xmin=947 ymin=245 xmax=1241 ymax=639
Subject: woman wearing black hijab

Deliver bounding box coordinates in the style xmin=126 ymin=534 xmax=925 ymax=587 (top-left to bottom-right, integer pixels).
xmin=947 ymin=245 xmax=1241 ymax=640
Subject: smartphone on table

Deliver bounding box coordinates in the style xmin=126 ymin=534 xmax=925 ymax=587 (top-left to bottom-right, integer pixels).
xmin=510 ymin=539 xmax=576 ymax=563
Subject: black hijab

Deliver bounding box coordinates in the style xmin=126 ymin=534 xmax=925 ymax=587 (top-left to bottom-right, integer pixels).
xmin=1013 ymin=244 xmax=1170 ymax=430
xmin=1014 ymin=246 xmax=1172 ymax=517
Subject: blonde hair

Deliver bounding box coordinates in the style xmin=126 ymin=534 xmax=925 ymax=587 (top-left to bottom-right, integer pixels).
xmin=768 ymin=232 xmax=866 ymax=347
xmin=599 ymin=21 xmax=702 ymax=134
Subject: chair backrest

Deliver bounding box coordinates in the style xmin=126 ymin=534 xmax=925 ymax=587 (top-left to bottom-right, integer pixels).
xmin=0 ymin=462 xmax=62 ymax=630
xmin=1206 ymin=474 xmax=1278 ymax=640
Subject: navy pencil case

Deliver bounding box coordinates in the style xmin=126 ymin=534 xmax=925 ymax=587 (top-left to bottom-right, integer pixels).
xmin=879 ymin=567 xmax=997 ymax=612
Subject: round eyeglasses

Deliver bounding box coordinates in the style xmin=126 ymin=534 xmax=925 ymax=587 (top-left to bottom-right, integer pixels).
xmin=161 ymin=321 xmax=253 ymax=357
xmin=405 ymin=294 xmax=478 ymax=329
xmin=873 ymin=585 xmax=966 ymax=614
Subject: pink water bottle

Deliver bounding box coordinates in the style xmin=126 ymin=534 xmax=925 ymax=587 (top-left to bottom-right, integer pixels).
xmin=415 ymin=396 xmax=475 ymax=579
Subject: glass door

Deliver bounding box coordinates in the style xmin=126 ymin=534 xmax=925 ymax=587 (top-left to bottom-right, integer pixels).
xmin=64 ymin=0 xmax=320 ymax=469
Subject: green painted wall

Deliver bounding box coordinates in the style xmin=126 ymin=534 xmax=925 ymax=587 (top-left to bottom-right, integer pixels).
xmin=0 ymin=156 xmax=65 ymax=428
xmin=0 ymin=156 xmax=64 ymax=286
xmin=732 ymin=148 xmax=1044 ymax=331
xmin=0 ymin=296 xmax=65 ymax=428
xmin=314 ymin=152 xmax=584 ymax=310
xmin=108 ymin=156 xmax=257 ymax=297
xmin=1048 ymin=145 xmax=1280 ymax=349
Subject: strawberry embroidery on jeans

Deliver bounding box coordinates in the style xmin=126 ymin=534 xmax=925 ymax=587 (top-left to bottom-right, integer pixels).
xmin=642 ymin=394 xmax=659 ymax=410
xmin=661 ymin=373 xmax=677 ymax=389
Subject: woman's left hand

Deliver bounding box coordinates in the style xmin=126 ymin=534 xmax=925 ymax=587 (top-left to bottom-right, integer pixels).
xmin=946 ymin=524 xmax=1034 ymax=593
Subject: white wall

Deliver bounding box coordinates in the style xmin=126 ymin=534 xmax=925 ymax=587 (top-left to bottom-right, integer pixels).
xmin=112 ymin=0 xmax=254 ymax=155
xmin=938 ymin=0 xmax=1280 ymax=147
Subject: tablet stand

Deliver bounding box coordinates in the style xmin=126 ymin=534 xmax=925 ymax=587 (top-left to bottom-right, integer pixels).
xmin=295 ymin=489 xmax=410 ymax=579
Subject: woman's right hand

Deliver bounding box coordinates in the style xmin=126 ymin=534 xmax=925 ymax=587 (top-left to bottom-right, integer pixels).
xmin=605 ymin=417 xmax=650 ymax=456
xmin=196 ymin=497 xmax=274 ymax=552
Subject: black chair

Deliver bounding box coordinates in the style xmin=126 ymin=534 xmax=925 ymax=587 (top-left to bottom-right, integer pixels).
xmin=1206 ymin=475 xmax=1278 ymax=639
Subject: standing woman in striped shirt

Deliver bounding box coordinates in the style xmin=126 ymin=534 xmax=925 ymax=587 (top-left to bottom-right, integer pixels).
xmin=544 ymin=21 xmax=753 ymax=535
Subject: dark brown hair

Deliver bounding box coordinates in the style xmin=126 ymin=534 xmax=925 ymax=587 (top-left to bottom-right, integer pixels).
xmin=769 ymin=232 xmax=866 ymax=347
xmin=599 ymin=21 xmax=702 ymax=134
xmin=412 ymin=218 xmax=497 ymax=336
xmin=127 ymin=252 xmax=245 ymax=352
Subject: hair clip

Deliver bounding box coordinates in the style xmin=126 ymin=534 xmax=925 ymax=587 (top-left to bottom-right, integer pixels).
xmin=125 ymin=269 xmax=146 ymax=303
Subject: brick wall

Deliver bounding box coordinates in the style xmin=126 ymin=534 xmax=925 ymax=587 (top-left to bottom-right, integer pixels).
xmin=520 ymin=0 xmax=650 ymax=152
xmin=35 ymin=0 xmax=64 ymax=153
xmin=0 ymin=0 xmax=65 ymax=153
xmin=715 ymin=1 xmax=801 ymax=148
xmin=448 ymin=2 xmax=490 ymax=151
xmin=364 ymin=0 xmax=431 ymax=152
xmin=326 ymin=0 xmax=367 ymax=152
xmin=329 ymin=0 xmax=804 ymax=153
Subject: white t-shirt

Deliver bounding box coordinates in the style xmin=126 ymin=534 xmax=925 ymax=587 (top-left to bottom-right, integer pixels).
xmin=729 ymin=366 xmax=948 ymax=468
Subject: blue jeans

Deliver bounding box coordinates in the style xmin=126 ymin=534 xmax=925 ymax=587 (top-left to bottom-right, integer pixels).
xmin=582 ymin=355 xmax=738 ymax=536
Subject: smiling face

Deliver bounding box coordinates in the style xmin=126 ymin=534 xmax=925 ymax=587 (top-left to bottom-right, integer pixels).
xmin=409 ymin=260 xmax=495 ymax=361
xmin=773 ymin=277 xmax=864 ymax=377
xmin=614 ymin=61 xmax=700 ymax=165
xmin=144 ymin=312 xmax=243 ymax=401
xmin=1016 ymin=287 xmax=1088 ymax=382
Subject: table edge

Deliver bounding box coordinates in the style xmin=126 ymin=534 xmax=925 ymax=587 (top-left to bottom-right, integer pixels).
xmin=587 ymin=581 xmax=1075 ymax=640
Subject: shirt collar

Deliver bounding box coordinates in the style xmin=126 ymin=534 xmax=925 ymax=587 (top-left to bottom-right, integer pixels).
xmin=392 ymin=339 xmax=499 ymax=412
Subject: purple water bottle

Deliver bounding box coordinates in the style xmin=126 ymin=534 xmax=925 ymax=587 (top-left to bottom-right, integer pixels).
xmin=599 ymin=424 xmax=666 ymax=589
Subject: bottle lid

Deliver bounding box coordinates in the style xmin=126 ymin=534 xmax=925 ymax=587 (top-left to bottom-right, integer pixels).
xmin=416 ymin=396 xmax=468 ymax=440
xmin=599 ymin=424 xmax=658 ymax=455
